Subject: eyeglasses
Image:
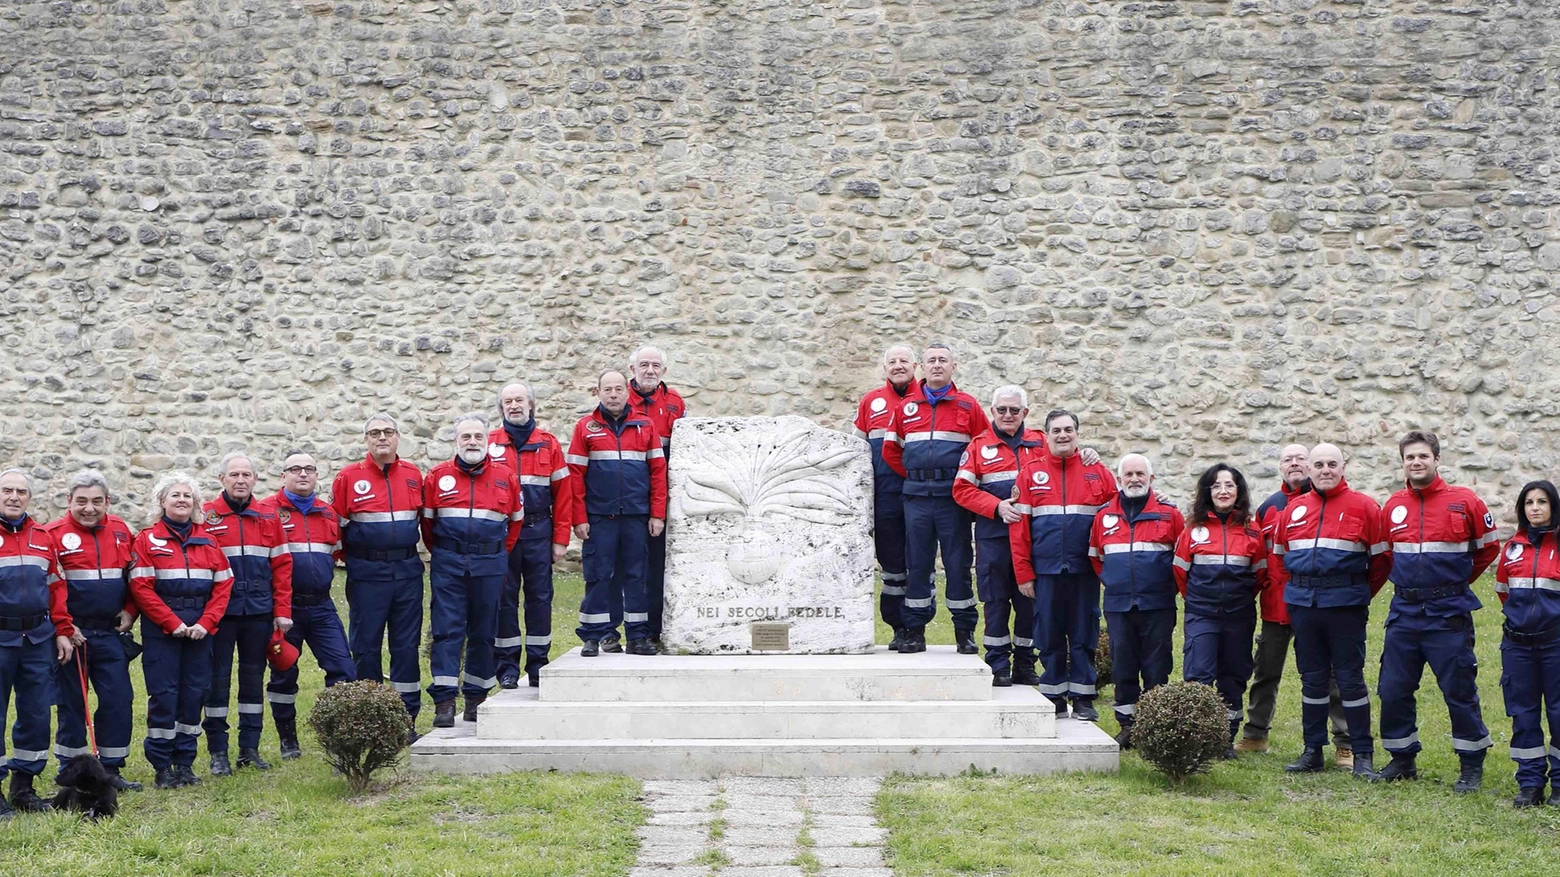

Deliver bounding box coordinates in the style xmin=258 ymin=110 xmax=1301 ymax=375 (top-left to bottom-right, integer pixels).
xmin=993 ymin=406 xmax=1024 ymax=415
xmin=283 ymin=466 xmax=318 ymax=475
xmin=366 ymin=429 xmax=398 ymax=439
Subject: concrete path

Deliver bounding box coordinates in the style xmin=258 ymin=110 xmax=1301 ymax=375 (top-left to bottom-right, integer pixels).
xmin=629 ymin=776 xmax=892 ymax=877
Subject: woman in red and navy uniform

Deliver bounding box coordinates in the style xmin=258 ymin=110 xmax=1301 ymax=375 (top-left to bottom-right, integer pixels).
xmin=1495 ymin=480 xmax=1560 ymax=807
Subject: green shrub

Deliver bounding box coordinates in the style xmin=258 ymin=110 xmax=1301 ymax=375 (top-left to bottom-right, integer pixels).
xmin=309 ymin=681 xmax=410 ymax=793
xmin=1094 ymin=626 xmax=1112 ymax=687
xmin=1131 ymin=681 xmax=1228 ymax=786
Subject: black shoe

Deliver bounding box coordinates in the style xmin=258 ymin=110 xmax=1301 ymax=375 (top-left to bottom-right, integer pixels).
xmin=899 ymin=628 xmax=927 ymax=654
xmin=173 ymin=765 xmax=200 ymax=786
xmin=498 ymin=672 xmax=520 ymax=690
xmin=1050 ymin=698 xmax=1068 ymax=716
xmin=601 ymin=635 xmax=623 ymax=654
xmin=887 ymin=628 xmax=905 ymax=652
xmin=1454 ymin=758 xmax=1484 ymax=794
xmin=0 ymin=794 xmax=13 ymax=820
xmin=580 ymin=640 xmax=600 ymax=658
xmin=1375 ymin=754 xmax=1417 ymax=782
xmin=992 ymin=670 xmax=1013 ymax=687
xmin=1012 ymin=665 xmax=1042 ymax=686
xmin=626 ymin=638 xmax=656 ymax=656
xmin=954 ymin=629 xmax=979 ymax=655
xmin=276 ymin=718 xmax=301 ymax=760
xmin=8 ymin=774 xmax=52 ymax=812
xmin=1071 ymin=702 xmax=1099 ymax=722
xmin=154 ymin=767 xmax=181 ymax=790
xmin=463 ymin=692 xmax=486 ymax=722
xmin=209 ymin=751 xmax=233 ymax=777
xmin=278 ymin=737 xmax=301 ymax=760
xmin=1351 ymin=753 xmax=1376 ymax=779
xmin=1114 ymin=726 xmax=1133 ymax=750
xmin=1285 ymin=747 xmax=1327 ymax=773
xmin=651 ymin=636 xmax=664 ymax=652
xmin=1220 ymin=747 xmax=1238 ymax=760
xmin=528 ymin=670 xmax=540 ymax=688
xmin=433 ymin=699 xmax=456 ymax=729
xmin=238 ymin=748 xmax=272 ymax=771
xmin=1514 ymin=786 xmax=1546 ymax=808
xmin=406 ymin=726 xmax=421 ymax=746
xmin=108 ymin=769 xmax=142 ymax=792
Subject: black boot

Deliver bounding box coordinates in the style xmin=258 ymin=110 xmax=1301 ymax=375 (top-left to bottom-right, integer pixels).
xmin=277 ymin=719 xmax=302 ymax=760
xmin=887 ymin=628 xmax=905 ymax=652
xmin=406 ymin=716 xmax=421 ymax=746
xmin=1284 ymin=747 xmax=1327 ymax=773
xmin=1375 ymin=753 xmax=1417 ymax=782
xmin=463 ymin=692 xmax=486 ymax=723
xmin=1071 ymin=701 xmax=1099 ymax=722
xmin=8 ymin=773 xmax=52 ymax=812
xmin=898 ymin=627 xmax=926 ymax=654
xmin=238 ymin=748 xmax=273 ymax=771
xmin=580 ymin=640 xmax=600 ymax=658
xmin=601 ymin=634 xmax=623 ymax=654
xmin=528 ymin=669 xmax=540 ymax=688
xmin=954 ymin=629 xmax=979 ymax=655
xmin=154 ymin=767 xmax=181 ymax=790
xmin=1012 ymin=664 xmax=1041 ymax=686
xmin=209 ymin=750 xmax=233 ymax=777
xmin=1115 ymin=721 xmax=1133 ymax=750
xmin=498 ymin=670 xmax=520 ymax=690
xmin=433 ymin=699 xmax=456 ymax=729
xmin=992 ymin=669 xmax=1013 ymax=687
xmin=0 ymin=794 xmax=13 ymax=820
xmin=172 ymin=765 xmax=200 ymax=786
xmin=1351 ymin=751 xmax=1376 ymax=780
xmin=1514 ymin=786 xmax=1546 ymax=808
xmin=108 ymin=768 xmax=142 ymax=792
xmin=626 ymin=638 xmax=657 ymax=656
xmin=1454 ymin=755 xmax=1485 ymax=794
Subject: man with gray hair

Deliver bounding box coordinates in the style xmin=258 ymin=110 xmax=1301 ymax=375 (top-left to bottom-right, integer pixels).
xmin=853 ymin=344 xmax=917 ymax=650
xmin=45 ymin=469 xmax=141 ymax=792
xmin=626 ymin=345 xmax=686 ymax=649
xmin=331 ymin=414 xmax=426 ymax=738
xmin=420 ymin=413 xmax=524 ymax=728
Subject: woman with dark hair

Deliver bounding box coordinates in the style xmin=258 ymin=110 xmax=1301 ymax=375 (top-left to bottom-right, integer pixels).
xmin=1173 ymin=463 xmax=1268 ymax=758
xmin=1494 ymin=480 xmax=1560 ymax=808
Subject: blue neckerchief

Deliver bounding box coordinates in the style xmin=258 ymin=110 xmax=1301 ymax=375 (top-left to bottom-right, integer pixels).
xmin=161 ymin=516 xmax=194 ymax=542
xmin=504 ymin=417 xmax=537 ymax=449
xmin=284 ymin=489 xmax=316 ymax=514
xmin=924 ymin=382 xmax=953 ymax=406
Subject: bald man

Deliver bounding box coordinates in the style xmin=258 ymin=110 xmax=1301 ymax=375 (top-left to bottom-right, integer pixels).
xmin=852 ymin=344 xmax=917 ymax=649
xmin=1239 ymin=444 xmax=1352 ymax=763
xmin=1268 ymin=443 xmax=1392 ymax=778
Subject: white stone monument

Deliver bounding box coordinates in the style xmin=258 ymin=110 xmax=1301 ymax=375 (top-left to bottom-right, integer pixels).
xmin=661 ymin=416 xmax=876 ymax=655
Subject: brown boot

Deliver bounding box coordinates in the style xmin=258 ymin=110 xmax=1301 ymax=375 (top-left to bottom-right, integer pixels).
xmin=433 ymin=699 xmax=456 ymax=728
xmin=462 ymin=692 xmax=486 ymax=723
xmin=1234 ymin=737 xmax=1269 ymax=754
xmin=1334 ymin=747 xmax=1354 ymax=770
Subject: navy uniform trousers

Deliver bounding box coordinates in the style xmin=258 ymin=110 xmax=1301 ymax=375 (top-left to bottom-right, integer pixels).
xmin=875 ymin=493 xmax=908 ymax=631
xmin=1502 ymin=631 xmax=1560 ymax=790
xmin=495 ymin=531 xmax=554 ymax=680
xmin=142 ymin=614 xmax=212 ymax=771
xmin=1290 ymin=605 xmax=1375 ymax=755
xmin=902 ymin=494 xmax=978 ymax=632
xmin=1184 ymin=609 xmax=1257 ymax=741
xmin=0 ymin=638 xmax=54 ymax=781
xmin=1106 ymin=607 xmax=1175 ymax=727
xmin=203 ymin=613 xmax=270 ymax=754
xmin=267 ymin=597 xmax=356 ymax=725
xmin=346 ymin=568 xmax=425 ymax=718
xmin=1378 ymin=612 xmax=1491 ymax=761
xmin=55 ymin=625 xmax=133 ymax=770
xmin=579 ymin=515 xmax=651 ymax=644
xmin=1034 ymin=572 xmax=1101 ymax=705
xmin=427 ymin=552 xmax=504 ymax=703
xmin=976 ymin=535 xmax=1035 ymax=674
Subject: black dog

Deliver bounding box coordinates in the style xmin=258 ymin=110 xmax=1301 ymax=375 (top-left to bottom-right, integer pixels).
xmin=53 ymin=754 xmax=118 ymax=820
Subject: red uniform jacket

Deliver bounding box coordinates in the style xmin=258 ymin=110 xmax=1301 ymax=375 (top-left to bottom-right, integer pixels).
xmin=1269 ymin=478 xmax=1391 ymax=609
xmin=1380 ymin=476 xmax=1498 ymax=620
xmin=0 ymin=514 xmax=71 ymax=643
xmin=567 ymin=407 xmax=668 ymax=523
xmin=487 ymin=425 xmax=574 ymax=547
xmin=128 ymin=520 xmax=234 ymax=634
xmin=630 ymin=380 xmax=687 ymax=452
xmin=45 ymin=513 xmax=137 ymax=628
xmin=201 ymin=494 xmax=293 ymax=620
xmin=1173 ymin=516 xmax=1269 ymax=616
xmin=420 ymin=460 xmax=525 ymax=555
xmin=1010 ymin=450 xmax=1119 ymax=585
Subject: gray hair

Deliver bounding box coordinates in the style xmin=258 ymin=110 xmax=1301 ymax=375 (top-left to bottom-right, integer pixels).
xmin=66 ymin=468 xmax=110 ymax=499
xmin=882 ymin=344 xmax=917 ymax=366
xmin=628 ymin=345 xmax=667 ymax=370
xmin=151 ymin=471 xmax=204 ymax=514
xmin=991 ymin=385 xmax=1028 ymax=409
xmin=363 ymin=413 xmax=399 ymax=434
xmin=1116 ymin=453 xmax=1154 ymax=478
xmin=217 ymin=451 xmax=254 ymax=477
xmin=497 ymin=382 xmax=534 ymax=413
xmin=0 ymin=468 xmax=32 ymax=491
xmin=452 ymin=412 xmax=489 ymax=433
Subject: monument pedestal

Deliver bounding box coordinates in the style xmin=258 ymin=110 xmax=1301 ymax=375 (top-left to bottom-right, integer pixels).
xmin=410 ymin=646 xmax=1119 ymax=778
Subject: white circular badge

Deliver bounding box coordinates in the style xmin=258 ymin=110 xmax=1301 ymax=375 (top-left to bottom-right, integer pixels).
xmin=1290 ymin=505 xmax=1307 ymax=522
xmin=904 ymin=402 xmax=919 ymax=416
xmin=981 ymin=445 xmax=998 ymax=459
xmin=61 ymin=532 xmax=81 ymax=550
xmin=488 ymin=443 xmax=506 ymax=459
xmin=149 ymin=535 xmax=167 ymax=547
xmin=1508 ymin=543 xmax=1525 ymax=561
xmin=1390 ymin=505 xmax=1408 ymax=524
xmin=353 ymin=479 xmax=370 ymax=495
xmin=438 ymin=475 xmax=456 ymax=492
xmin=870 ymin=397 xmax=887 ymax=413
xmin=1102 ymin=515 xmax=1119 ymax=528
xmin=1191 ymin=526 xmax=1210 ymax=544
xmin=1034 ymin=471 xmax=1050 ymax=486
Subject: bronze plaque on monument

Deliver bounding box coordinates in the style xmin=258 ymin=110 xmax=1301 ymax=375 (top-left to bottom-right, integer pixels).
xmin=750 ymin=622 xmax=791 ymax=651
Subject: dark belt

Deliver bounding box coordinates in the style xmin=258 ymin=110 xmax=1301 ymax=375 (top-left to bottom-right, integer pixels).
xmin=291 ymin=590 xmax=331 ymax=608
xmin=906 ymin=468 xmax=959 ymax=481
xmin=158 ymin=596 xmax=208 ymax=611
xmin=1289 ymin=574 xmax=1366 ymax=590
xmin=521 ymin=515 xmax=552 ymax=527
xmin=434 ymin=537 xmax=505 ymax=555
xmin=1395 ymin=584 xmax=1470 ymax=602
xmin=72 ymin=614 xmax=120 ymax=631
xmin=0 ymin=614 xmax=47 ymax=631
xmin=345 ymin=545 xmax=418 ymax=562
xmin=1504 ymin=622 xmax=1560 ymax=647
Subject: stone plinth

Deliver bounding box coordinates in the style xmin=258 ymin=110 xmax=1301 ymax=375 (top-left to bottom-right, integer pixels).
xmin=661 ymin=416 xmax=875 ymax=655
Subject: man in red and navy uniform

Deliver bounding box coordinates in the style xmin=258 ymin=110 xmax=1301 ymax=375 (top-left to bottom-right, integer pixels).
xmin=331 ymin=414 xmax=425 ymax=731
xmin=1270 ymin=443 xmax=1392 ymax=778
xmin=853 ymin=344 xmax=916 ymax=650
xmin=569 ymin=370 xmax=668 ymax=657
xmin=881 ymin=344 xmax=990 ymax=655
xmin=0 ymin=469 xmax=73 ymax=817
xmin=201 ymin=453 xmax=292 ymax=777
xmin=489 ymin=382 xmax=574 ymax=688
xmin=264 ymin=452 xmax=356 ymax=759
xmin=1011 ymin=410 xmax=1117 ymax=721
xmin=1375 ymin=431 xmax=1499 ymax=791
xmin=627 ymin=346 xmax=685 ymax=648
xmin=422 ymin=413 xmax=524 ymax=727
xmin=46 ymin=469 xmax=140 ymax=792
xmin=1089 ymin=454 xmax=1183 ymax=740
xmin=953 ymin=385 xmax=1044 ymax=686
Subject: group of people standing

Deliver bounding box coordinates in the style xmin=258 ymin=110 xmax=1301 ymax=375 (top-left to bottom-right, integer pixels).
xmin=857 ymin=342 xmax=1560 ymax=808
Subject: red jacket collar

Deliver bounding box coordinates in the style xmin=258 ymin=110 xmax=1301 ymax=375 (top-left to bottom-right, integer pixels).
xmin=1312 ymin=477 xmax=1352 ymax=500
xmin=361 ymin=453 xmax=410 ymax=472
xmin=987 ymin=426 xmax=1044 ymax=448
xmin=1281 ymin=479 xmax=1311 ymax=499
xmin=1403 ymin=475 xmax=1447 ymax=495
xmin=884 ymin=379 xmax=912 ymax=398
xmin=207 ymin=493 xmax=257 ymax=517
xmin=910 ymin=380 xmax=961 ymax=403
xmin=269 ymin=490 xmax=326 ymax=515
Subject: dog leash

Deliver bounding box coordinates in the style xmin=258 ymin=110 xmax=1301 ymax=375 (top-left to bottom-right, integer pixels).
xmin=76 ymin=640 xmax=97 ymax=754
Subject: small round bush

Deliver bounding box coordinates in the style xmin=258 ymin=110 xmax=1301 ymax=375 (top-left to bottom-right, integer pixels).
xmin=1131 ymin=681 xmax=1228 ymax=786
xmin=1094 ymin=626 xmax=1112 ymax=687
xmin=309 ymin=681 xmax=411 ymax=793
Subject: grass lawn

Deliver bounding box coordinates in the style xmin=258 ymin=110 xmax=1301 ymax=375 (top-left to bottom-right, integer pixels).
xmin=877 ymin=574 xmax=1560 ymax=877
xmin=4 ymin=572 xmax=644 ymax=877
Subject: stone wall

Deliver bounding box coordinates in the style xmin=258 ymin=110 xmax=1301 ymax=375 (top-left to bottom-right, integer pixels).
xmin=2 ymin=0 xmax=1558 ymax=525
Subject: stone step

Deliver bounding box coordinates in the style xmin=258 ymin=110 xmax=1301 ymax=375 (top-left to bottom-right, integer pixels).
xmin=411 ymin=721 xmax=1119 ymax=779
xmin=477 ymin=685 xmax=1054 ymax=741
xmin=538 ymin=645 xmax=994 ymax=703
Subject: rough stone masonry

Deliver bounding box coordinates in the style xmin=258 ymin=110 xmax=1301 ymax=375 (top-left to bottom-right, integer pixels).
xmin=2 ymin=0 xmax=1558 ymax=524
